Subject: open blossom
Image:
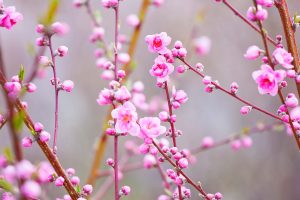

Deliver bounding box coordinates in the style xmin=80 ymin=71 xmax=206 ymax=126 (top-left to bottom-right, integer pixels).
xmin=145 ymin=32 xmax=171 ymax=54
xmin=111 ymin=101 xmax=140 ymax=136
xmin=0 ymin=6 xmax=23 ymax=29
xmin=244 ymin=45 xmax=262 ymax=60
xmin=252 ymin=64 xmax=286 ymax=96
xmin=272 ymin=47 xmax=294 ymax=69
xmin=150 ymin=56 xmax=174 ymax=82
xmin=139 ymin=117 xmax=166 ymax=139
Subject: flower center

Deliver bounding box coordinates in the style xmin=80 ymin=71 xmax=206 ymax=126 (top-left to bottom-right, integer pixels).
xmin=153 ymin=36 xmax=162 ymax=49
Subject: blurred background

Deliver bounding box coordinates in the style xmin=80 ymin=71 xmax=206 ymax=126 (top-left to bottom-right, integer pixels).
xmin=1 ymin=0 xmax=300 ymax=199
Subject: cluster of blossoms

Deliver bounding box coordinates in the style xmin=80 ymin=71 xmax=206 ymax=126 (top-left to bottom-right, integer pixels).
xmin=4 ymin=75 xmax=36 ymax=100
xmin=0 ymin=1 xmax=23 ymax=30
xmin=0 ymin=157 xmax=53 ymax=199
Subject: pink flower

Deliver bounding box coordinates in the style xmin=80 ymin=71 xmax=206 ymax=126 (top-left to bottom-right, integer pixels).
xmin=256 ymin=0 xmax=274 ymax=7
xmin=150 ymin=56 xmax=174 ymax=82
xmin=143 ymin=154 xmax=156 ymax=169
xmin=252 ymin=64 xmax=286 ymax=96
xmin=111 ymin=101 xmax=140 ymax=136
xmin=145 ymin=32 xmax=171 ymax=54
xmin=244 ymin=45 xmax=262 ymax=60
xmin=16 ymin=160 xmax=35 ymax=180
xmin=272 ymin=47 xmax=294 ymax=69
xmin=21 ymin=180 xmax=41 ymax=199
xmin=0 ymin=6 xmax=23 ymax=29
xmin=126 ymin=14 xmax=140 ymax=27
xmin=97 ymin=88 xmax=113 ymax=105
xmin=247 ymin=6 xmax=268 ymax=21
xmin=139 ymin=117 xmax=166 ymax=139
xmin=51 ymin=22 xmax=69 ymax=36
xmin=171 ymin=87 xmax=188 ymax=109
xmin=102 ymin=0 xmax=118 ymax=8
xmin=194 ymin=36 xmax=211 ymax=56
xmin=114 ymin=86 xmax=131 ymax=102
xmin=61 ymin=80 xmax=74 ymax=92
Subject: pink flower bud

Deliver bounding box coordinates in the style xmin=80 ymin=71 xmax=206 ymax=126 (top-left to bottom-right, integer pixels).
xmin=177 ymin=48 xmax=187 ymax=58
xmin=62 ymin=80 xmax=74 ymax=92
xmin=143 ymin=154 xmax=156 ymax=169
xmin=241 ymin=136 xmax=253 ymax=148
xmin=244 ymin=45 xmax=262 ymax=60
xmin=214 ymin=192 xmax=223 ymax=200
xmin=73 ymin=0 xmax=86 ymax=7
xmin=55 ymin=176 xmax=65 ymax=187
xmin=39 ymin=131 xmax=50 ymax=142
xmin=176 ymin=65 xmax=186 ymax=74
xmin=71 ymin=176 xmax=80 ymax=185
xmin=22 ymin=137 xmax=33 ymax=148
xmin=117 ymin=53 xmax=130 ymax=64
xmin=26 ymin=83 xmax=37 ymax=93
xmin=114 ymin=86 xmax=131 ymax=101
xmin=230 ymin=82 xmax=239 ymax=94
xmin=174 ymin=40 xmax=183 ymax=49
xmin=117 ymin=70 xmax=126 ymax=79
xmin=39 ymin=56 xmax=51 ymax=66
xmin=285 ymin=93 xmax=298 ymax=108
xmin=51 ymin=22 xmax=69 ymax=36
xmin=106 ymin=128 xmax=116 ymax=136
xmin=57 ymin=46 xmax=68 ymax=57
xmin=231 ymin=140 xmax=242 ymax=151
xmin=201 ymin=136 xmax=214 ymax=148
xmin=202 ymin=76 xmax=212 ymax=85
xmin=36 ymin=37 xmax=47 ymax=46
xmin=121 ymin=186 xmax=131 ymax=196
xmin=35 ymin=24 xmax=45 ymax=34
xmin=21 ymin=180 xmax=41 ymax=199
xmin=83 ymin=184 xmax=93 ymax=195
xmin=34 ymin=122 xmax=44 ymax=132
xmin=287 ymin=70 xmax=296 ymax=78
xmin=256 ymin=6 xmax=268 ymax=21
xmin=132 ymin=81 xmax=144 ymax=92
xmin=139 ymin=143 xmax=150 ymax=154
xmin=126 ymin=14 xmax=140 ymax=27
xmin=158 ymin=111 xmax=169 ymax=122
xmin=240 ymin=106 xmax=252 ymax=115
xmin=66 ymin=168 xmax=76 ymax=176
xmin=106 ymin=158 xmax=114 ymax=167
xmin=178 ymin=158 xmax=188 ymax=169
xmin=102 ymin=0 xmax=118 ymax=8
xmin=194 ymin=36 xmax=211 ymax=56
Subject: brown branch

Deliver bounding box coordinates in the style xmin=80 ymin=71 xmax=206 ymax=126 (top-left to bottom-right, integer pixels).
xmin=0 ymin=71 xmax=80 ymax=200
xmin=253 ymin=0 xmax=300 ymax=150
xmin=85 ymin=0 xmax=151 ymax=186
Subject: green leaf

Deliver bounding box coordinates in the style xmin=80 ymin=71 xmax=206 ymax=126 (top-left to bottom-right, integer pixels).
xmin=0 ymin=178 xmax=15 ymax=193
xmin=40 ymin=0 xmax=60 ymax=26
xmin=75 ymin=185 xmax=81 ymax=193
xmin=12 ymin=111 xmax=24 ymax=132
xmin=18 ymin=65 xmax=25 ymax=82
xmin=3 ymin=147 xmax=14 ymax=163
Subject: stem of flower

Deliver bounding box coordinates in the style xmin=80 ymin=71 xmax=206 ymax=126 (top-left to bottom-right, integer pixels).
xmin=86 ymin=0 xmax=151 ymax=187
xmin=180 ymin=58 xmax=284 ymax=122
xmin=48 ymin=35 xmax=59 ymax=154
xmin=222 ymin=0 xmax=277 ymax=45
xmin=164 ymin=81 xmax=182 ymax=199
